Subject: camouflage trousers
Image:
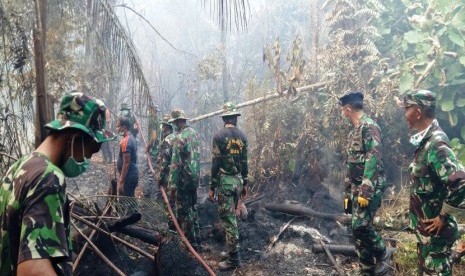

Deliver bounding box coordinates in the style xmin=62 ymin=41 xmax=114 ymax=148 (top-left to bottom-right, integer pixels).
xmin=164 ymin=186 xmax=177 ymax=230
xmin=175 ymin=188 xmax=200 ymax=245
xmin=350 ymin=193 xmax=386 ymax=273
xmin=217 ymin=175 xmax=243 ymax=254
xmin=417 ymin=235 xmax=455 ymax=276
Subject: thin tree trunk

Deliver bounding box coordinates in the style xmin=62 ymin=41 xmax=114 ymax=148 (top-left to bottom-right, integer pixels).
xmin=310 ymin=0 xmax=320 ymax=82
xmin=221 ymin=26 xmax=229 ymax=102
xmin=33 ymin=0 xmax=51 ymax=147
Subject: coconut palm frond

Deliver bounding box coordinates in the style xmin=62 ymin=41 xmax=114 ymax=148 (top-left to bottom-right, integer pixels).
xmin=202 ymin=0 xmax=250 ymax=31
xmin=354 ymin=8 xmax=379 ymax=20
xmin=69 ymin=0 xmax=154 ymax=111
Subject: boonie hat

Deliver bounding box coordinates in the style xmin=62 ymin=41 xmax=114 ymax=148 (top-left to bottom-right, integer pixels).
xmin=221 ymin=102 xmax=241 ymax=117
xmin=397 ymin=89 xmax=436 ymax=108
xmin=45 ymin=92 xmax=116 ymax=143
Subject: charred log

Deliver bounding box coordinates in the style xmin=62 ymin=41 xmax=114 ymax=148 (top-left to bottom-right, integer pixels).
xmin=265 ymin=203 xmax=350 ymax=224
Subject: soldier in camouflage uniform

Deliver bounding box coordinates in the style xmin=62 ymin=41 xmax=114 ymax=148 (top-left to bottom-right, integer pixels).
xmin=0 ymin=92 xmax=115 ymax=275
xmin=119 ymin=103 xmax=139 ymax=138
xmin=144 ymin=105 xmax=160 ymax=197
xmin=168 ymin=108 xmax=201 ymax=249
xmin=398 ymin=90 xmax=465 ymax=275
xmin=339 ymin=92 xmax=390 ymax=275
xmin=156 ymin=114 xmax=177 ymax=230
xmin=208 ymin=102 xmax=248 ymax=271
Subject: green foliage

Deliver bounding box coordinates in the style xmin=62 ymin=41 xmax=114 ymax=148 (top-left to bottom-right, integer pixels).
xmin=394 ymin=238 xmax=418 ymax=275
xmin=450 ymin=138 xmax=465 ymax=165
xmin=392 ymin=0 xmax=465 ymax=141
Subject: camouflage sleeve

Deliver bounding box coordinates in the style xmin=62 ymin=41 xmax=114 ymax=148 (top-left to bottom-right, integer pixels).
xmin=241 ymin=136 xmax=249 ymax=184
xmin=360 ymin=124 xmax=383 ymax=200
xmin=211 ymin=136 xmax=221 ymax=191
xmin=19 ymin=173 xmax=69 ymax=264
xmin=169 ymin=138 xmax=181 ymax=189
xmin=429 ymin=141 xmax=465 ymax=217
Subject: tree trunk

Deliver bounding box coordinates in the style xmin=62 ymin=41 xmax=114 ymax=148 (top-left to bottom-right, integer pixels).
xmin=33 ymin=0 xmax=51 ymax=147
xmin=221 ymin=26 xmax=229 ymax=103
xmin=310 ymin=0 xmax=320 ymax=82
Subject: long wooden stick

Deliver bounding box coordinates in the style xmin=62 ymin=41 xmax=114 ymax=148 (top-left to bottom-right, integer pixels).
xmin=266 ymin=218 xmax=295 ymax=252
xmin=71 ymin=213 xmax=155 ymax=261
xmin=73 ymin=204 xmax=112 ymax=271
xmin=189 ymin=82 xmax=327 ymax=123
xmin=71 ymin=220 xmax=126 ymax=276
xmin=319 ymin=241 xmax=345 ymax=276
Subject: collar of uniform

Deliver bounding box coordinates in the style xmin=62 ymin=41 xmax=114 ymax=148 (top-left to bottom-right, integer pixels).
xmin=354 ymin=113 xmax=367 ymax=129
xmin=419 ymin=119 xmax=438 ymax=144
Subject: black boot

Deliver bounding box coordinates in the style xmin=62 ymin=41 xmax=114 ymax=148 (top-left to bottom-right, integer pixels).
xmin=374 ymin=249 xmax=393 ymax=276
xmin=218 ymin=252 xmax=240 ymax=271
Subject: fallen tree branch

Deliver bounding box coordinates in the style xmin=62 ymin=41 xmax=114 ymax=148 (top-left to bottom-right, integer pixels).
xmin=265 ymin=203 xmax=465 ymax=234
xmin=190 ymin=82 xmax=327 ymax=123
xmin=117 ymin=225 xmax=161 ymax=245
xmin=71 ymin=213 xmax=155 ymax=261
xmin=267 ymin=218 xmax=295 ymax=251
xmin=265 ymin=203 xmax=350 ymax=224
xmin=319 ymin=241 xmax=344 ymax=276
xmin=244 ymin=195 xmax=265 ymax=206
xmin=73 ymin=204 xmax=112 ymax=271
xmin=71 ymin=220 xmax=126 ymax=276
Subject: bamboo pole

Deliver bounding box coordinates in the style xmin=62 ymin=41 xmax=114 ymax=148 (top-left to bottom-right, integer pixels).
xmin=189 ymin=82 xmax=327 ymax=123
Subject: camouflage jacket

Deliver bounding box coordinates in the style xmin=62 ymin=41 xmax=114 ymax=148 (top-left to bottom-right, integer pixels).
xmin=169 ymin=125 xmax=200 ymax=191
xmin=0 ymin=152 xmax=72 ymax=275
xmin=409 ymin=120 xmax=465 ymax=237
xmin=148 ymin=115 xmax=160 ymax=156
xmin=345 ymin=113 xmax=386 ymax=200
xmin=210 ymin=126 xmax=248 ymax=190
xmin=157 ymin=132 xmax=176 ymax=187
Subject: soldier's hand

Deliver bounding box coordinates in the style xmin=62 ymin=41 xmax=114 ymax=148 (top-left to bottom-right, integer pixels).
xmin=208 ymin=190 xmax=215 ymax=202
xmin=241 ymin=186 xmax=247 ymax=198
xmin=357 ymin=196 xmax=369 ymax=208
xmin=423 ymin=214 xmax=447 ymax=236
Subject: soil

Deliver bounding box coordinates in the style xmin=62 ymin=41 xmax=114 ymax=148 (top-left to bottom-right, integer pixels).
xmin=71 ymin=146 xmax=361 ymax=276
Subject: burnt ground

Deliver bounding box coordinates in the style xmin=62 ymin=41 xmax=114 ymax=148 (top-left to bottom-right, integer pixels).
xmin=70 ymin=145 xmax=364 ymax=276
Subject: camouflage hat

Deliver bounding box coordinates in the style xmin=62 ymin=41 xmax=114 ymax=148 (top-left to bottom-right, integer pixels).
xmin=221 ymin=102 xmax=241 ymax=117
xmin=398 ymin=89 xmax=436 ymax=108
xmin=168 ymin=108 xmax=189 ymax=123
xmin=120 ymin=103 xmax=130 ymax=110
xmin=161 ymin=114 xmax=172 ymax=126
xmin=45 ymin=92 xmax=117 ymax=143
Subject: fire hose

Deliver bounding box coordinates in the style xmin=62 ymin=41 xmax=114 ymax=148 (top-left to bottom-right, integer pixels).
xmin=134 ymin=114 xmax=216 ymax=276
